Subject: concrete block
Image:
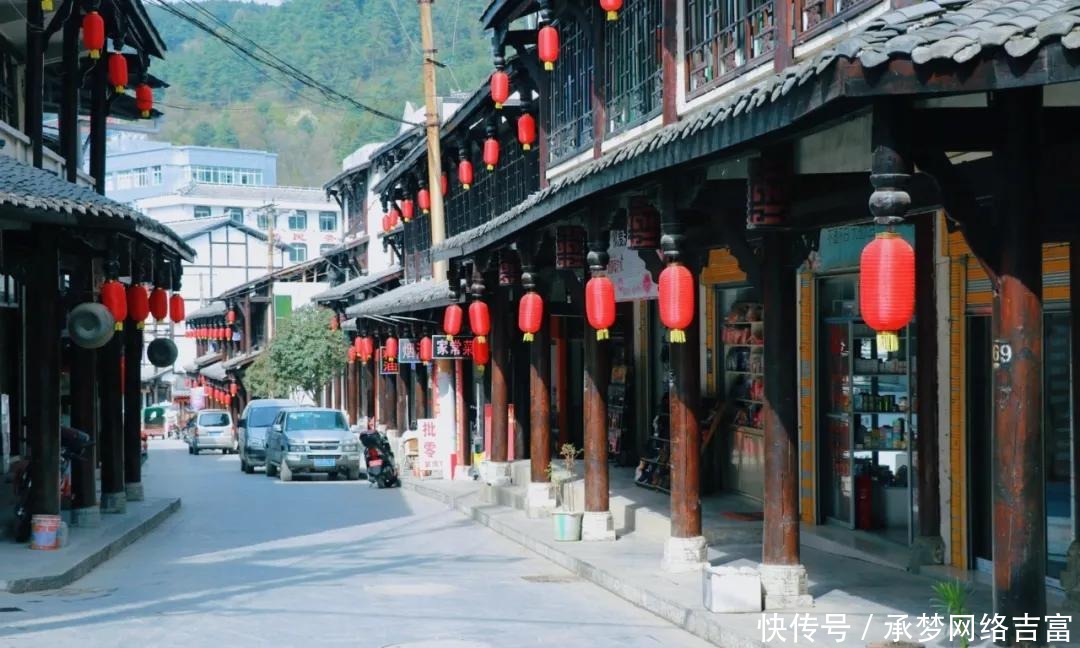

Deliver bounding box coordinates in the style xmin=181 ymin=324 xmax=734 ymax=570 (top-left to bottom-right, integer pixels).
xmin=71 ymin=506 xmax=101 ymax=528
xmin=581 ymin=511 xmax=616 ymax=542
xmin=100 ymin=491 xmax=126 ymax=514
xmin=509 ymin=460 xmax=532 ymax=486
xmin=760 ymin=563 xmax=814 ymax=610
xmin=663 ymin=535 xmax=707 ymax=573
xmin=703 ymin=565 xmax=762 ymax=613
xmin=525 ymin=482 xmax=556 ymax=518
xmin=125 ymin=482 xmax=144 ymax=502
xmin=480 ymin=461 xmax=511 ymax=486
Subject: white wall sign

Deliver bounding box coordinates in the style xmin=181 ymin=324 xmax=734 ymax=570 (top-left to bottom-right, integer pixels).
xmin=417 ymin=418 xmax=453 ymax=478
xmin=608 ymin=229 xmax=659 ymax=302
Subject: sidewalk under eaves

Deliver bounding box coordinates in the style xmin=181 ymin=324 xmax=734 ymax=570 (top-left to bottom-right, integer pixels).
xmin=404 ymin=465 xmax=1079 ymax=647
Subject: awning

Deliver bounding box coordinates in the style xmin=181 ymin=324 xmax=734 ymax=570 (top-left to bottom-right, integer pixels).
xmin=345 ymin=280 xmax=454 ymax=319
xmin=313 ymin=265 xmax=402 ymax=303
xmin=222 ymin=347 xmax=264 ymax=371
xmin=187 ymin=301 xmax=227 ymax=321
xmin=183 ymin=351 xmax=223 ymax=374
xmin=140 ymin=366 xmax=172 ymax=383
xmin=200 ymin=361 xmax=227 ymax=382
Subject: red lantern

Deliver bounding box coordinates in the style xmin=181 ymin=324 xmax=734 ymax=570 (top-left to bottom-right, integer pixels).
xmin=101 ymin=279 xmax=127 ymax=330
xmin=348 ymin=347 xmax=357 ymax=363
xmin=443 ymin=304 xmax=463 ymax=340
xmin=468 ymin=300 xmax=491 ymax=344
xmin=148 ymin=287 xmax=168 ymax=322
xmin=859 ymin=231 xmax=915 ymax=352
xmin=170 ymin=293 xmax=185 ymax=323
xmin=135 ymin=84 xmax=153 ymax=119
xmin=586 ymin=276 xmax=616 ymax=340
xmin=381 ymin=213 xmax=391 ymax=233
xmin=384 ymin=337 xmax=398 ymax=360
xmin=226 ymin=308 xmax=237 ymax=325
xmin=440 ymin=172 xmax=449 ymax=196
xmin=458 ymin=159 xmax=474 ymax=190
xmin=490 ymin=70 xmax=510 ymax=109
xmin=483 ymin=138 xmax=500 ymax=171
xmin=517 ymin=113 xmax=536 ymax=151
xmin=419 ymin=336 xmax=433 ymax=363
xmin=658 ymin=263 xmax=695 ymax=344
xmin=401 ymin=199 xmax=415 ymax=223
xmin=108 ymin=52 xmax=128 ymax=93
xmin=388 ymin=206 xmax=401 ymax=229
xmin=600 ymin=0 xmax=623 ymax=20
xmin=418 ymin=188 xmax=431 ymax=214
xmin=127 ymin=284 xmax=150 ymax=328
xmin=538 ymin=25 xmax=559 ymax=71
xmin=230 ymin=382 xmax=239 ymax=397
xmin=224 ymin=393 xmax=232 ymax=407
xmin=472 ymin=337 xmax=490 ymax=367
xmin=82 ymin=11 xmax=105 ymax=60
xmin=359 ymin=336 xmax=375 ymax=364
xmin=518 ymin=292 xmax=543 ymax=342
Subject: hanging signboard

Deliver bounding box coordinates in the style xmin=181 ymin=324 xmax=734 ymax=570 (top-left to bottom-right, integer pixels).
xmin=380 ymin=356 xmax=400 ymax=375
xmin=555 ymin=226 xmax=586 ymax=269
xmin=608 ymin=229 xmax=659 ymax=302
xmin=417 ymin=418 xmax=454 ymax=478
xmin=190 ymin=386 xmax=206 ymax=411
xmin=812 ymin=224 xmax=916 ymax=273
xmin=398 ymin=338 xmax=421 ymax=364
xmin=432 ymin=335 xmax=475 ymax=360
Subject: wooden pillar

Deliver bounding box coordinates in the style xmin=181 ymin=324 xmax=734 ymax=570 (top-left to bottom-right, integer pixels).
xmin=385 ymin=354 xmax=398 ymax=432
xmin=554 ymin=317 xmax=570 ymax=446
xmin=363 ymin=352 xmax=376 ymax=423
xmin=914 ymin=213 xmax=944 ymax=563
xmin=332 ymin=368 xmax=342 ymax=411
xmin=455 ymin=359 xmax=467 ymax=463
xmin=413 ymin=362 xmax=427 ymax=422
xmin=990 ymin=87 xmax=1045 ymax=627
xmin=396 ymin=365 xmax=408 ymax=431
xmin=523 ymin=254 xmax=551 ymax=483
xmin=70 ymin=271 xmax=99 ymax=521
xmin=1071 ymin=242 xmax=1080 ymax=546
xmin=478 ymin=264 xmax=510 ymax=470
xmin=89 ymin=48 xmax=107 ymax=194
xmin=26 ymin=229 xmax=61 ymax=517
xmin=243 ymin=296 xmax=252 ymax=353
xmin=661 ymin=0 xmax=678 ymax=124
xmin=124 ymin=316 xmax=144 ymax=501
xmin=582 ymin=224 xmax=614 ymax=540
xmin=99 ymin=299 xmax=126 ymax=513
xmin=23 ymin=0 xmax=43 ymax=167
xmin=60 ymin=9 xmax=80 ymax=182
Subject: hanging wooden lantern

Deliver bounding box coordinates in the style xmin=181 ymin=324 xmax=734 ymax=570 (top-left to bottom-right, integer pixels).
xmin=517 ymin=113 xmax=536 ymax=151
xmin=418 ymin=188 xmax=431 ymax=214
xmin=490 ymin=70 xmax=510 ymax=109
xmin=627 ymin=198 xmax=661 ymax=249
xmin=127 ymin=284 xmax=150 ymax=328
xmin=443 ymin=304 xmax=463 ymax=340
xmin=419 ymin=336 xmax=433 ymax=363
xmin=538 ymin=25 xmax=559 ymax=71
xmin=518 ymin=292 xmax=543 ymax=342
xmin=135 ymin=84 xmax=153 ymax=119
xmin=230 ymin=382 xmax=239 ymax=397
xmin=101 ymin=279 xmax=127 ymax=331
xmin=108 ymin=52 xmax=128 ymax=93
xmin=483 ymin=138 xmax=500 ymax=171
xmin=600 ymin=0 xmax=623 ymax=20
xmin=859 ymin=231 xmax=915 ymax=352
xmin=384 ymin=336 xmax=399 ymax=360
xmin=458 ymin=159 xmax=474 ymax=190
xmin=473 ymin=337 xmax=490 ymax=368
xmin=148 ymin=287 xmax=168 ymax=322
xmin=440 ymin=172 xmax=449 ymax=196
xmin=401 ymin=199 xmax=415 ymax=223
xmin=359 ymin=336 xmax=375 ymax=364
xmin=348 ymin=346 xmax=357 ymax=363
xmin=586 ymin=276 xmax=616 ymax=340
xmin=555 ymin=226 xmax=586 ymax=269
xmin=170 ymin=293 xmax=185 ymax=323
xmin=659 ymin=263 xmax=695 ymax=343
xmin=469 ymin=300 xmax=491 ymax=344
xmin=226 ymin=308 xmax=237 ymax=325
xmin=82 ymin=11 xmax=105 ymax=59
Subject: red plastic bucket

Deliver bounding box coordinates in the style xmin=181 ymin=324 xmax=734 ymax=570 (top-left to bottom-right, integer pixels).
xmin=30 ymin=514 xmax=61 ymax=550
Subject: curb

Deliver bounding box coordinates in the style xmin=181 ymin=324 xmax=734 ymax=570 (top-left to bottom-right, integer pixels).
xmin=2 ymin=498 xmax=181 ymax=593
xmin=403 ymin=481 xmax=762 ymax=648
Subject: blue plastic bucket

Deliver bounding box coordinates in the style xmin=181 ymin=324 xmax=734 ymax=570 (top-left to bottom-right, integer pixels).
xmin=30 ymin=514 xmax=61 ymax=550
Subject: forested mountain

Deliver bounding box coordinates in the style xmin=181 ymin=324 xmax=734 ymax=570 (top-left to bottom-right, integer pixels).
xmin=147 ymin=0 xmax=491 ymax=186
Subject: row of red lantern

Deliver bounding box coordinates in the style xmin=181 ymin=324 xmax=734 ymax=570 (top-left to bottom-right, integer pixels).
xmin=187 ymin=326 xmax=234 ymax=341
xmin=101 ymin=281 xmax=185 ymax=331
xmin=82 ymin=12 xmax=153 ymax=117
xmin=348 ymin=335 xmax=435 ymax=364
xmin=203 ymin=386 xmax=233 ymax=407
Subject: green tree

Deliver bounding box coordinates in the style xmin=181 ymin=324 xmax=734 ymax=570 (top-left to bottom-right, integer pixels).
xmin=191 ymin=121 xmax=216 ymax=146
xmin=242 ymin=351 xmax=287 ymax=399
xmin=214 ymin=117 xmax=240 ymax=147
xmin=267 ymin=306 xmax=347 ymax=402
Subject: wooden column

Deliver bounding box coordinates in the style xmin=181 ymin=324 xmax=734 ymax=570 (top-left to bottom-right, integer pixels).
xmin=99 ymin=300 xmax=125 ymax=513
xmin=1071 ymin=242 xmax=1080 ymax=547
xmin=990 ymin=88 xmax=1045 ymax=625
xmin=332 ymin=368 xmax=342 ymax=411
xmin=124 ymin=311 xmax=144 ymax=500
xmin=23 ymin=0 xmax=43 ymax=167
xmin=243 ymin=296 xmax=252 ymax=353
xmin=590 ymin=6 xmax=606 ymax=159
xmin=60 ymin=8 xmax=80 ymax=182
xmin=455 ymin=359 xmax=467 ymax=463
xmin=70 ymin=270 xmax=99 ymax=520
xmin=384 ymin=352 xmax=398 ymax=432
xmin=413 ymin=362 xmax=427 ymax=421
xmin=523 ymin=254 xmax=551 ymax=483
xmin=363 ymin=351 xmax=376 ymax=423
xmin=582 ymin=224 xmax=614 ymax=540
xmin=26 ymin=229 xmax=61 ymax=517
xmin=554 ymin=317 xmax=570 ymax=446
xmin=396 ymin=365 xmax=408 ymax=431
xmin=914 ymin=213 xmax=943 ymax=562
xmin=89 ymin=48 xmax=107 ymax=194
xmin=478 ymin=265 xmax=509 ymax=466
xmin=661 ymin=0 xmax=678 ymax=124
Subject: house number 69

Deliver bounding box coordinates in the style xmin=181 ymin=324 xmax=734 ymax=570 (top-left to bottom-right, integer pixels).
xmin=992 ymin=341 xmax=1013 ymax=367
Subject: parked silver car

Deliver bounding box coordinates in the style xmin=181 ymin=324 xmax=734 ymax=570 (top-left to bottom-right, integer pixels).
xmin=238 ymin=398 xmax=297 ymax=474
xmin=188 ymin=409 xmax=237 ymax=455
xmin=264 ymin=407 xmax=362 ymax=481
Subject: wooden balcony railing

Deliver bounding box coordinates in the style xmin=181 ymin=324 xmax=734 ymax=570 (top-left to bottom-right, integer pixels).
xmin=604 ymin=0 xmax=663 ymax=135
xmin=686 ymin=0 xmax=776 ymax=99
xmin=547 ymin=7 xmax=595 ymax=165
xmin=795 ymin=0 xmax=879 ymax=42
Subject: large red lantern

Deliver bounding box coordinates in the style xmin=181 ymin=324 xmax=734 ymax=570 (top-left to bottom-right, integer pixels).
xmin=419 ymin=336 xmax=433 ymax=363
xmin=538 ymin=25 xmax=559 ymax=71
xmin=101 ymin=279 xmax=127 ymax=330
xmin=135 ymin=84 xmax=153 ymax=118
xmin=418 ymin=188 xmax=431 ymax=214
xmin=359 ymin=336 xmax=375 ymax=363
xmin=517 ymin=113 xmax=536 ymax=151
xmin=518 ymin=292 xmax=544 ymax=342
xmin=483 ymin=138 xmax=500 ymax=171
xmin=148 ymin=287 xmax=168 ymax=322
xmin=82 ymin=11 xmax=105 ymax=60
xmin=586 ymin=276 xmax=616 ymax=340
xmin=600 ymin=0 xmax=623 ymax=20
xmin=468 ymin=301 xmax=491 ymax=344
xmin=659 ymin=264 xmax=695 ymax=343
xmin=490 ymin=70 xmax=510 ymax=109
xmin=127 ymin=284 xmax=150 ymax=328
xmin=472 ymin=337 xmax=490 ymax=368
xmin=443 ymin=304 xmax=463 ymax=340
xmin=401 ymin=199 xmax=415 ymax=223
xmin=108 ymin=53 xmax=128 ymax=93
xmin=383 ymin=336 xmax=398 ymax=360
xmin=230 ymin=382 xmax=239 ymax=397
xmin=458 ymin=159 xmax=474 ymax=190
xmin=170 ymin=293 xmax=185 ymax=323
xmin=226 ymin=308 xmax=237 ymax=325
xmin=859 ymin=231 xmax=915 ymax=352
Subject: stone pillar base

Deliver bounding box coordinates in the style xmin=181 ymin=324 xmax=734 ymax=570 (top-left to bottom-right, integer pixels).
xmin=908 ymin=535 xmax=945 ymax=572
xmin=125 ymin=482 xmax=144 ymax=502
xmin=71 ymin=506 xmax=101 ymax=528
xmin=581 ymin=511 xmax=616 ymax=542
xmin=525 ymin=482 xmax=556 ymax=518
xmin=760 ymin=563 xmax=813 ymax=610
xmin=101 ymin=491 xmax=127 ymax=514
xmin=662 ymin=535 xmax=708 ymax=572
xmin=482 ymin=461 xmax=511 ymax=487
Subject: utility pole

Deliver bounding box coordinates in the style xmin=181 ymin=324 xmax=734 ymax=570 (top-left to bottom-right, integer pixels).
xmin=262 ymin=203 xmax=278 ymax=339
xmin=418 ymin=0 xmax=447 ymax=282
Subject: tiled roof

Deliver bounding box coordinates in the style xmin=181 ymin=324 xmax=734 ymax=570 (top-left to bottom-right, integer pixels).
xmin=199 ymin=361 xmax=227 ymax=382
xmin=222 ymin=347 xmax=264 ymax=371
xmin=187 ymin=301 xmax=227 ymax=321
xmin=433 ymin=0 xmax=1080 ymax=260
xmin=0 ymin=154 xmax=194 ymax=259
xmin=183 ymin=350 xmax=223 ymax=374
xmin=175 ymin=182 xmax=333 ymax=205
xmin=164 ymin=217 xmax=290 ymax=249
xmin=345 ymin=280 xmax=454 ymax=318
xmin=312 ymin=265 xmax=402 ymax=302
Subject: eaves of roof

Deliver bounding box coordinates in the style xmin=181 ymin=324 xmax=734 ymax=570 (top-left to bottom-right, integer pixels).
xmin=187 ymin=301 xmax=227 ymax=321
xmin=312 ymin=265 xmax=402 ymax=303
xmin=344 ymin=280 xmax=454 ymax=318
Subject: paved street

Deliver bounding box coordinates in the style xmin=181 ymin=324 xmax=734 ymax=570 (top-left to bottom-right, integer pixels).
xmin=0 ymin=440 xmax=713 ymax=648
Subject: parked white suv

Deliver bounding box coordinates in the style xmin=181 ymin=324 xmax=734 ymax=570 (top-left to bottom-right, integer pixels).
xmin=188 ymin=410 xmax=237 ymax=455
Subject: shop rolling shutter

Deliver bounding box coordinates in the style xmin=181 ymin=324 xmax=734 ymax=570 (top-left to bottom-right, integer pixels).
xmin=948 ymin=231 xmax=1070 ymax=309
xmin=949 ymin=257 xmax=968 ymax=568
xmin=798 ymin=272 xmax=816 ymax=524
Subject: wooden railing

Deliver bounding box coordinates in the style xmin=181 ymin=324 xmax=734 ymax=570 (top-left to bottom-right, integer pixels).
xmin=794 ymin=0 xmax=878 ymax=42
xmin=686 ymin=0 xmax=776 ymax=99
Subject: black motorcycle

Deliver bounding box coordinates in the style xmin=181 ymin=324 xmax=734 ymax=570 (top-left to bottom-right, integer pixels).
xmin=13 ymin=426 xmax=93 ymax=542
xmin=359 ymin=430 xmax=399 ymax=488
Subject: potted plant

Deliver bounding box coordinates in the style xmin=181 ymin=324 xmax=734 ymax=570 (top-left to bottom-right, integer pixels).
xmin=549 ymin=443 xmax=583 ymax=541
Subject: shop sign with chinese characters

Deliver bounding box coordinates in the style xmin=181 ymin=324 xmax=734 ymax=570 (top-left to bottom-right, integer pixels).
xmin=380 ymin=355 xmax=399 ymax=375
xmin=417 ymin=418 xmax=453 ymax=479
xmin=432 ymin=335 xmax=474 ymax=360
xmin=398 ymin=338 xmax=421 ymax=364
